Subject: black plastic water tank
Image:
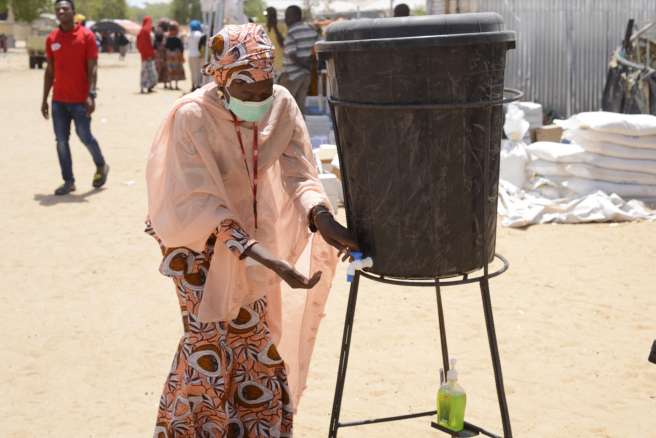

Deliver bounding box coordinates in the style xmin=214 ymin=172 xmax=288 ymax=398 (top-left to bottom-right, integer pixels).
xmin=316 ymin=13 xmax=516 ymax=278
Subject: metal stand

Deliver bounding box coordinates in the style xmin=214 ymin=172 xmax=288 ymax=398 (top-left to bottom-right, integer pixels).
xmin=328 ymin=254 xmax=513 ymax=438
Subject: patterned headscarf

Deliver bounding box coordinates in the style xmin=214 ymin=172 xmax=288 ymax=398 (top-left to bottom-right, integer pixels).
xmin=203 ymin=23 xmax=274 ymax=87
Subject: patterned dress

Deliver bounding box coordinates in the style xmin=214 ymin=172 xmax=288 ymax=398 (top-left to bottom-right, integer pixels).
xmin=141 ymin=60 xmax=159 ymax=90
xmin=155 ymin=35 xmax=169 ymax=84
xmin=165 ymin=36 xmax=186 ymax=82
xmin=148 ymin=220 xmax=293 ymax=438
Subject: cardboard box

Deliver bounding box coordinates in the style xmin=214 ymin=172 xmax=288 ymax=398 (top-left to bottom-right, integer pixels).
xmin=535 ymin=124 xmax=564 ymax=143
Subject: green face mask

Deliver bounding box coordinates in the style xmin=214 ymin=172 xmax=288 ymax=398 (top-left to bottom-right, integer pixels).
xmin=225 ymin=90 xmax=274 ymax=122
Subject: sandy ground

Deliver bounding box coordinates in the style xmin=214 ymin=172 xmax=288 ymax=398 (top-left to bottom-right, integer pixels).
xmin=1 ymin=49 xmax=655 ymax=438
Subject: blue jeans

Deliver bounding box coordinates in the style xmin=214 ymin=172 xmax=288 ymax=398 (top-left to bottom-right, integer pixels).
xmin=52 ymin=101 xmax=105 ymax=183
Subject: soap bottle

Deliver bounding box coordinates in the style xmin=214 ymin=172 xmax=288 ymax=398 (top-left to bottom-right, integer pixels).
xmin=437 ymin=359 xmax=467 ymax=432
xmin=436 ymin=368 xmax=449 ymax=426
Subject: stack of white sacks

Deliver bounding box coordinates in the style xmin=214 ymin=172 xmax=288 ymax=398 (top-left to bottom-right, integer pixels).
xmin=498 ymin=109 xmax=656 ymax=227
xmin=527 ymin=112 xmax=656 ymax=202
xmin=312 ymin=145 xmax=344 ymax=213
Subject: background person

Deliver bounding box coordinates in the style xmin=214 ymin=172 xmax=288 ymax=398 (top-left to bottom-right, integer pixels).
xmin=278 ymin=5 xmax=319 ymax=114
xmin=394 ymin=3 xmax=411 ymax=17
xmin=165 ymin=21 xmax=185 ymax=90
xmin=41 ymin=0 xmax=109 ymax=195
xmin=154 ymin=22 xmax=169 ymax=89
xmin=100 ymin=31 xmax=113 ymax=53
xmin=115 ymin=31 xmax=129 ymax=60
xmin=74 ymin=13 xmax=85 ymax=26
xmin=186 ymin=19 xmax=204 ymax=91
xmin=265 ymin=6 xmax=286 ymax=77
xmin=137 ymin=16 xmax=158 ymax=93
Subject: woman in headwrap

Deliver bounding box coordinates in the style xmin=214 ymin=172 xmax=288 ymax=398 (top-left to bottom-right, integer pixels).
xmin=136 ymin=16 xmax=158 ymax=93
xmin=146 ymin=23 xmax=358 ymax=436
xmin=165 ymin=20 xmax=186 ymax=90
xmin=154 ymin=19 xmax=169 ymax=88
xmin=187 ymin=20 xmax=204 ymax=91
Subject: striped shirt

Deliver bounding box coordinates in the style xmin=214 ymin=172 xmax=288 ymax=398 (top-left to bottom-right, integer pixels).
xmin=282 ymin=22 xmax=319 ymax=80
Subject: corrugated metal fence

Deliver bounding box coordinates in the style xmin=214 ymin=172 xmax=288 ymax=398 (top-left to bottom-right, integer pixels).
xmin=438 ymin=0 xmax=656 ymax=117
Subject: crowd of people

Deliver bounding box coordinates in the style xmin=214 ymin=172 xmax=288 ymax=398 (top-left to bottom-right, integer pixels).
xmin=72 ymin=14 xmax=130 ymax=59
xmin=136 ymin=17 xmax=186 ymax=92
xmin=105 ymin=2 xmax=413 ymax=103
xmin=135 ymin=4 xmax=325 ymax=112
xmin=98 ymin=31 xmax=130 ymax=59
xmin=41 ymin=0 xmax=414 ymax=196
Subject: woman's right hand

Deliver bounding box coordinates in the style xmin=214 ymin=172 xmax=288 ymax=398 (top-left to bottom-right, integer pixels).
xmin=272 ymin=260 xmax=322 ymax=289
xmin=244 ymin=243 xmax=322 ymax=290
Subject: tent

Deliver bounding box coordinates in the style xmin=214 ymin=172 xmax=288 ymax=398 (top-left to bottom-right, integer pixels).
xmin=114 ymin=19 xmax=141 ymax=36
xmin=91 ymin=20 xmax=126 ymax=35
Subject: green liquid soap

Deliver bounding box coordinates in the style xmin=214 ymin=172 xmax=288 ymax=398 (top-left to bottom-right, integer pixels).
xmin=436 ymin=359 xmax=467 ymax=432
xmin=437 ymin=385 xmax=450 ymax=426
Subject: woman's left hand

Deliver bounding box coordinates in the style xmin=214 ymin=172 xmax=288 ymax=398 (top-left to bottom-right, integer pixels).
xmin=314 ymin=211 xmax=360 ymax=261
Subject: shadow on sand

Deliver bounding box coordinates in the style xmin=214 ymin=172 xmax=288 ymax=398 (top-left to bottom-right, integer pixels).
xmin=34 ymin=188 xmax=106 ymax=206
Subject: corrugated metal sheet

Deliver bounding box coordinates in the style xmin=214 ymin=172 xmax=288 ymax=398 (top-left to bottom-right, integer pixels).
xmin=450 ymin=0 xmax=656 ymax=116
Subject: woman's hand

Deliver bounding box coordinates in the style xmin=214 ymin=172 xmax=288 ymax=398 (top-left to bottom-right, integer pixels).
xmin=314 ymin=210 xmax=360 ymax=261
xmin=273 ymin=260 xmax=323 ymax=289
xmin=244 ymin=243 xmax=322 ymax=289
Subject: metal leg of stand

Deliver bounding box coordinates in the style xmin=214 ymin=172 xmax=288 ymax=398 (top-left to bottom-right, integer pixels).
xmin=435 ymin=282 xmax=451 ymax=376
xmin=436 ymin=282 xmax=458 ymax=438
xmin=479 ymin=278 xmax=513 ymax=438
xmin=329 ymin=272 xmax=361 ymax=438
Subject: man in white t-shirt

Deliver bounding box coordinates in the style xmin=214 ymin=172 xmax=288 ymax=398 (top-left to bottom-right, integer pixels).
xmin=187 ymin=20 xmax=204 ymax=91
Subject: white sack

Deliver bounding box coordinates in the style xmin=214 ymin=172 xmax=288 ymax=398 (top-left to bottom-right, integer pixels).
xmin=514 ymin=102 xmax=543 ymax=129
xmin=556 ymin=111 xmax=656 ymax=136
xmin=529 ymin=160 xmax=656 ymax=185
xmin=500 ymin=140 xmax=529 ymax=189
xmin=498 ymin=180 xmax=656 ymax=227
xmin=564 ymin=130 xmax=656 ymax=160
xmin=504 ymin=104 xmax=530 ymax=141
xmin=565 ymin=128 xmax=656 ymax=150
xmin=526 ymin=142 xmax=656 ymax=175
xmin=547 ymin=176 xmax=656 ymax=199
xmin=576 ymin=139 xmax=656 ymax=161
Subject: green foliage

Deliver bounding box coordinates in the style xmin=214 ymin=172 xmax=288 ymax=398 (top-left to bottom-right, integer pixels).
xmin=412 ymin=6 xmax=426 ymax=16
xmin=128 ymin=2 xmax=171 ymax=24
xmin=170 ymin=0 xmax=201 ymax=24
xmin=95 ymin=0 xmax=127 ymax=19
xmin=1 ymin=0 xmax=50 ymax=22
xmin=244 ymin=0 xmax=265 ymax=22
xmin=74 ymin=0 xmax=98 ymax=17
xmin=74 ymin=0 xmax=127 ymax=19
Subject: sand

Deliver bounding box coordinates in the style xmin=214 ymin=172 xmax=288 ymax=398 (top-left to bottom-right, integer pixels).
xmin=1 ymin=49 xmax=655 ymax=437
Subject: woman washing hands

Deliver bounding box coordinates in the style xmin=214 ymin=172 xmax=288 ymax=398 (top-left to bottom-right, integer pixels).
xmin=146 ymin=23 xmax=357 ymax=437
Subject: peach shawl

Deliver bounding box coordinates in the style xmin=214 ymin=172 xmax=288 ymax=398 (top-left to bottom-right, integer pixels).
xmin=146 ymin=83 xmax=338 ymax=407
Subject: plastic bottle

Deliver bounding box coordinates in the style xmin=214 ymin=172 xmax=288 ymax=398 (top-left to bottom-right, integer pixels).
xmin=436 ymin=368 xmax=449 ymax=425
xmin=437 ymin=359 xmax=467 ymax=432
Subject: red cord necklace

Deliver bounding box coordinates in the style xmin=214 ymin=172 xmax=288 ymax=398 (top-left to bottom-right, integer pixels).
xmin=232 ymin=114 xmax=259 ymax=229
